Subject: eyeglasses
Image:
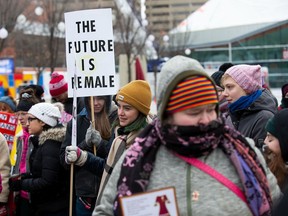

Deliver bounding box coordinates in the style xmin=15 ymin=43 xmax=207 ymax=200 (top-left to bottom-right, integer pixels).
xmin=27 ymin=117 xmax=38 ymax=123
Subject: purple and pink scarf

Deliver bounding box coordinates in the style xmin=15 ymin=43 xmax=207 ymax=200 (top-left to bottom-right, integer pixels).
xmin=113 ymin=117 xmax=272 ymax=216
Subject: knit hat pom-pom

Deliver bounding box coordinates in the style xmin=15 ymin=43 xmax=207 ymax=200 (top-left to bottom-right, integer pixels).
xmin=49 ymin=72 xmax=68 ymax=97
xmin=51 ymin=72 xmax=60 ymax=78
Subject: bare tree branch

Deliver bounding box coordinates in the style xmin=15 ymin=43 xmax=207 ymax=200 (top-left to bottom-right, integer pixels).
xmin=113 ymin=1 xmax=149 ymax=82
xmin=0 ymin=0 xmax=30 ymax=51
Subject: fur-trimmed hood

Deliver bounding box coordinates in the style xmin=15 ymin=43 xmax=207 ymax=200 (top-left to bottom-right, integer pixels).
xmin=38 ymin=126 xmax=66 ymax=146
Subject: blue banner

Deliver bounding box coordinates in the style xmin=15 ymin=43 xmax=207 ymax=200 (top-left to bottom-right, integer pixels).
xmin=0 ymin=58 xmax=14 ymax=74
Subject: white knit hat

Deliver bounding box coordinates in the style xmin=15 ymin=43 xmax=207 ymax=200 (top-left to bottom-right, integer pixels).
xmin=28 ymin=102 xmax=61 ymax=127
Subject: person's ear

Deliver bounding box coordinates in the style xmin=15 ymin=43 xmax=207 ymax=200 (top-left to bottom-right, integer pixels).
xmin=40 ymin=121 xmax=46 ymax=127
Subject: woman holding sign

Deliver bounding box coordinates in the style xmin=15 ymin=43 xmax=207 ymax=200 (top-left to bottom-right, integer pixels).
xmin=60 ymin=95 xmax=117 ymax=216
xmin=95 ymin=56 xmax=281 ymax=216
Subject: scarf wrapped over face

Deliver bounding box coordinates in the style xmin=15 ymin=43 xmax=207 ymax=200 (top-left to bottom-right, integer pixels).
xmin=113 ymin=117 xmax=272 ymax=216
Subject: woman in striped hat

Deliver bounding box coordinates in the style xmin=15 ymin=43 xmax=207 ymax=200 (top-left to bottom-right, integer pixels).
xmin=95 ymin=55 xmax=281 ymax=216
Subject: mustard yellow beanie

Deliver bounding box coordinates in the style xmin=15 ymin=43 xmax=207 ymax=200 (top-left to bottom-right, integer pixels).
xmin=116 ymin=80 xmax=152 ymax=115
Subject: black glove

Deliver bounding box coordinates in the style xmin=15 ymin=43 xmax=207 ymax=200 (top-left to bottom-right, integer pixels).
xmin=0 ymin=202 xmax=8 ymax=216
xmin=9 ymin=179 xmax=22 ymax=191
xmin=20 ymin=172 xmax=32 ymax=179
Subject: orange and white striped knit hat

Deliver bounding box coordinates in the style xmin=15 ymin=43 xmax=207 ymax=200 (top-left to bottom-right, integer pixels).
xmin=166 ymin=75 xmax=218 ymax=113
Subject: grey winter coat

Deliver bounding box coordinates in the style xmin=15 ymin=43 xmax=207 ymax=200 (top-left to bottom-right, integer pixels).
xmin=93 ymin=138 xmax=281 ymax=216
xmin=227 ymin=89 xmax=277 ymax=148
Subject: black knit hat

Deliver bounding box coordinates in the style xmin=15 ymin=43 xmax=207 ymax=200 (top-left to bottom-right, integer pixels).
xmin=24 ymin=84 xmax=45 ymax=102
xmin=16 ymin=100 xmax=35 ymax=112
xmin=16 ymin=86 xmax=42 ymax=112
xmin=211 ymin=70 xmax=225 ymax=87
xmin=219 ymin=63 xmax=234 ymax=72
xmin=265 ymin=109 xmax=288 ymax=162
xmin=16 ymin=91 xmax=37 ymax=112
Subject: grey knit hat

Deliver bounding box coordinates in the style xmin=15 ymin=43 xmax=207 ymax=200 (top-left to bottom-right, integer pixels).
xmin=156 ymin=55 xmax=218 ymax=121
xmin=28 ymin=102 xmax=61 ymax=127
xmin=0 ymin=96 xmax=16 ymax=112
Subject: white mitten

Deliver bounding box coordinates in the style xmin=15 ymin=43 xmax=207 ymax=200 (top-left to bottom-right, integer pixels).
xmin=65 ymin=146 xmax=87 ymax=166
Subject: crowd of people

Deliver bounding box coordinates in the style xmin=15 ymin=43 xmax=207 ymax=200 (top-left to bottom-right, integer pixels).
xmin=0 ymin=56 xmax=287 ymax=216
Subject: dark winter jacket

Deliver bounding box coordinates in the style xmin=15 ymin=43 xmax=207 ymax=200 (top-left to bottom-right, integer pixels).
xmin=60 ymin=96 xmax=117 ymax=198
xmin=21 ymin=126 xmax=69 ymax=214
xmin=227 ymin=89 xmax=277 ymax=148
xmin=278 ymin=98 xmax=288 ymax=111
xmin=65 ymin=97 xmax=85 ymax=115
xmin=52 ymin=97 xmax=85 ymax=115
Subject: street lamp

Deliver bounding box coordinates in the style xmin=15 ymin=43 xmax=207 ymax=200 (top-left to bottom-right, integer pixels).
xmin=57 ymin=21 xmax=65 ymax=39
xmin=35 ymin=6 xmax=44 ymax=16
xmin=185 ymin=48 xmax=191 ymax=55
xmin=142 ymin=19 xmax=148 ymax=27
xmin=163 ymin=35 xmax=169 ymax=43
xmin=17 ymin=14 xmax=27 ymax=24
xmin=0 ymin=27 xmax=8 ymax=39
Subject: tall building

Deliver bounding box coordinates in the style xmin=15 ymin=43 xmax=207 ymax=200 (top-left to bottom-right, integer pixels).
xmin=66 ymin=0 xmax=114 ymax=10
xmin=145 ymin=0 xmax=207 ymax=38
xmin=66 ymin=0 xmax=141 ymax=22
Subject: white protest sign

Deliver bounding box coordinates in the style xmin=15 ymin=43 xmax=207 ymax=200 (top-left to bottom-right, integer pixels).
xmin=65 ymin=8 xmax=118 ymax=97
xmin=119 ymin=187 xmax=179 ymax=216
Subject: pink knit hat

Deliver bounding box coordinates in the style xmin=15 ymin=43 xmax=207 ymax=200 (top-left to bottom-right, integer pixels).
xmin=49 ymin=72 xmax=68 ymax=97
xmin=225 ymin=64 xmax=262 ymax=94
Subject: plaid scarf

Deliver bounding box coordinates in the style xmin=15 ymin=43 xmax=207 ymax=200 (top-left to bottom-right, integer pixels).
xmin=113 ymin=117 xmax=272 ymax=216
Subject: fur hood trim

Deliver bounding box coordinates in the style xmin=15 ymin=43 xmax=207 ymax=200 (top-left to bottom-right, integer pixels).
xmin=38 ymin=126 xmax=66 ymax=146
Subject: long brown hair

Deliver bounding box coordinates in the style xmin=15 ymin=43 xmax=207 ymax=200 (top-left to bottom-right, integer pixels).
xmin=93 ymin=99 xmax=111 ymax=140
xmin=264 ymin=146 xmax=288 ymax=190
